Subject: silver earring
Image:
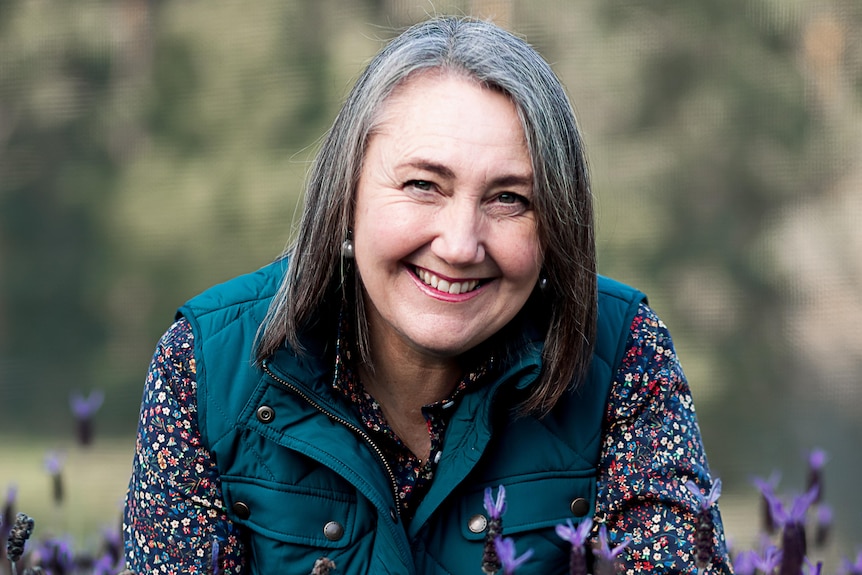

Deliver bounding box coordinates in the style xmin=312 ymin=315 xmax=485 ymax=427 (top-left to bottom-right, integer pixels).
xmin=538 ymin=276 xmax=549 ymax=292
xmin=341 ymin=238 xmax=354 ymax=259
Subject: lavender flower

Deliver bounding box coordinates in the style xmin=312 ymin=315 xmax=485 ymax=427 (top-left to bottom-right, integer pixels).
xmin=752 ymin=545 xmax=782 ymax=575
xmin=43 ymin=452 xmax=65 ymax=506
xmin=804 ymin=559 xmax=823 ymax=575
xmin=211 ymin=538 xmax=222 ymax=575
xmin=99 ymin=524 xmax=123 ymax=567
xmin=482 ymin=485 xmax=506 ymax=575
xmin=35 ymin=536 xmax=74 ymax=575
xmin=6 ymin=512 xmax=35 ymax=570
xmin=484 ymin=484 xmax=507 ymax=520
xmin=734 ymin=549 xmax=758 ymax=575
xmin=753 ymin=472 xmax=781 ymax=535
xmin=493 ymin=536 xmax=534 ymax=575
xmin=752 ymin=482 xmax=818 ymax=575
xmin=556 ymin=518 xmax=592 ymax=575
xmin=762 ymin=483 xmax=818 ymax=575
xmin=806 ymin=448 xmax=827 ymax=504
xmin=309 ymin=557 xmax=336 ymax=575
xmin=686 ymin=478 xmax=722 ymax=574
xmin=841 ymin=551 xmax=862 ymax=575
xmin=69 ymin=389 xmax=104 ymax=447
xmin=594 ymin=524 xmax=631 ymax=575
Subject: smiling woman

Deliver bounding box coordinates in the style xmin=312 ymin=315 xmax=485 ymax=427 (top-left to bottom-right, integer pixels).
xmin=122 ymin=16 xmax=732 ymax=575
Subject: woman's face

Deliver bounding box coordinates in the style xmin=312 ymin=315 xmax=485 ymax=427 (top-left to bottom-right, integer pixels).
xmin=353 ymin=72 xmax=541 ymax=362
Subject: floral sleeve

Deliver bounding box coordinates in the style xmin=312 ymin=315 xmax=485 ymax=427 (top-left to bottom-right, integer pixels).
xmin=596 ymin=303 xmax=732 ymax=575
xmin=123 ymin=318 xmax=246 ymax=574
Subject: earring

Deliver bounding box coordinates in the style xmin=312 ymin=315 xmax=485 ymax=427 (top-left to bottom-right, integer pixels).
xmin=341 ymin=236 xmax=354 ymax=259
xmin=538 ymin=275 xmax=549 ymax=292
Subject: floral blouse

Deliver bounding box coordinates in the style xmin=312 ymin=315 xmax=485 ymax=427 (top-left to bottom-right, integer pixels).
xmin=123 ymin=303 xmax=732 ymax=575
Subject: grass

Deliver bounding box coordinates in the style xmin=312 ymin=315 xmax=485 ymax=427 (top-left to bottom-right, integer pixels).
xmin=0 ymin=433 xmax=134 ymax=552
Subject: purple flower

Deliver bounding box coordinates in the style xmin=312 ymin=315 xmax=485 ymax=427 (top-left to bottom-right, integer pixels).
xmin=763 ymin=485 xmax=818 ymax=528
xmin=555 ymin=517 xmax=593 ymax=547
xmin=753 ymin=472 xmax=781 ymax=534
xmin=815 ymin=504 xmax=832 ymax=547
xmin=685 ymin=479 xmax=720 ymax=572
xmin=734 ymin=550 xmax=758 ymax=575
xmin=752 ymin=545 xmax=783 ymax=575
xmin=804 ymin=559 xmax=823 ymax=575
xmin=483 ymin=485 xmax=506 ymax=520
xmin=806 ymin=448 xmax=827 ymax=504
xmin=807 ymin=448 xmax=828 ymax=471
xmin=36 ymin=535 xmax=75 ymax=573
xmin=557 ymin=518 xmax=592 ymax=575
xmin=211 ymin=538 xmax=222 ymax=575
xmin=685 ymin=478 xmax=722 ymax=510
xmin=594 ymin=525 xmax=631 ymax=575
xmin=481 ymin=486 xmax=506 ymax=575
xmin=762 ymin=486 xmax=817 ymax=575
xmin=841 ymin=551 xmax=862 ymax=575
xmin=493 ymin=536 xmax=534 ymax=575
xmin=596 ymin=524 xmax=631 ymax=561
xmin=69 ymin=390 xmax=104 ymax=446
xmin=43 ymin=451 xmax=65 ymax=506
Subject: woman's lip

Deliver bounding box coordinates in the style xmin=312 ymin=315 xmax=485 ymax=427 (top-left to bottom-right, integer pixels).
xmin=410 ymin=265 xmax=486 ymax=297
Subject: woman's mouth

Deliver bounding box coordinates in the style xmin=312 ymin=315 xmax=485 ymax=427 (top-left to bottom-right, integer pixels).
xmin=414 ymin=267 xmax=481 ymax=295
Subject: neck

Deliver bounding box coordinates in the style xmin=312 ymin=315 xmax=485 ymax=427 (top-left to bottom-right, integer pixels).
xmin=357 ymin=331 xmax=463 ymax=463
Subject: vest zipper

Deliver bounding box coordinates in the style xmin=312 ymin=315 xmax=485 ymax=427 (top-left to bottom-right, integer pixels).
xmin=261 ymin=360 xmax=402 ymax=521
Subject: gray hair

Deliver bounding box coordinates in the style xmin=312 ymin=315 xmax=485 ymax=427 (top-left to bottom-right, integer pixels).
xmin=257 ymin=16 xmax=596 ymax=416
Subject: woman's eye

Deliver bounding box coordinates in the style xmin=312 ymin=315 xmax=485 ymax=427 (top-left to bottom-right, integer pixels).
xmin=406 ymin=180 xmax=434 ymax=191
xmin=496 ymin=192 xmax=529 ymax=206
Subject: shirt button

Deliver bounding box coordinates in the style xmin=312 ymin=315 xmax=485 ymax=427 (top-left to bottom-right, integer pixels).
xmin=570 ymin=497 xmax=590 ymax=517
xmin=323 ymin=521 xmax=344 ymax=541
xmin=468 ymin=513 xmax=488 ymax=534
xmin=256 ymin=405 xmax=275 ymax=423
xmin=232 ymin=501 xmax=251 ymax=520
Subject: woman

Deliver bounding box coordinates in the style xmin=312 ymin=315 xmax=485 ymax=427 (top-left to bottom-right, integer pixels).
xmin=123 ymin=16 xmax=732 ymax=575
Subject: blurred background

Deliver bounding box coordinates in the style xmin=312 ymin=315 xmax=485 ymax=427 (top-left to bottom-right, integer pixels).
xmin=0 ymin=0 xmax=860 ymax=567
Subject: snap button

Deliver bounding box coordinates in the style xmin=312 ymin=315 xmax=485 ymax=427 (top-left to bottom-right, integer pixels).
xmin=323 ymin=521 xmax=344 ymax=541
xmin=570 ymin=497 xmax=590 ymax=517
xmin=256 ymin=405 xmax=275 ymax=423
xmin=232 ymin=501 xmax=251 ymax=520
xmin=468 ymin=513 xmax=488 ymax=534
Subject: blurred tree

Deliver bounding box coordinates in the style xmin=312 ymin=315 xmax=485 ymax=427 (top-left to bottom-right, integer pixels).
xmin=0 ymin=1 xmax=120 ymax=435
xmin=591 ymin=0 xmax=862 ymax=486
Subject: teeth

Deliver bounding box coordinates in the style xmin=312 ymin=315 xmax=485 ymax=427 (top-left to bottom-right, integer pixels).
xmin=416 ymin=268 xmax=479 ymax=295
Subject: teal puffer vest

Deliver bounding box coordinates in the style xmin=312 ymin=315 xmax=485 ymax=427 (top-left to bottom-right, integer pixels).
xmin=179 ymin=260 xmax=645 ymax=575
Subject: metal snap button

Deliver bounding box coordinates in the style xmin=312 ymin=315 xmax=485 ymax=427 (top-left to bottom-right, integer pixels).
xmin=468 ymin=513 xmax=488 ymax=534
xmin=232 ymin=501 xmax=251 ymax=520
xmin=570 ymin=497 xmax=590 ymax=517
xmin=323 ymin=521 xmax=344 ymax=541
xmin=256 ymin=405 xmax=275 ymax=423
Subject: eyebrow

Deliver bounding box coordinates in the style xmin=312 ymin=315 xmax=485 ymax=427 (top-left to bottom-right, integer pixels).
xmin=402 ymin=159 xmax=533 ymax=188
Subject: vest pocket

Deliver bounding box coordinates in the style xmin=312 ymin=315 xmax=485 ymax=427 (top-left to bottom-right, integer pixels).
xmin=222 ymin=476 xmax=358 ymax=549
xmin=457 ymin=470 xmax=596 ymax=541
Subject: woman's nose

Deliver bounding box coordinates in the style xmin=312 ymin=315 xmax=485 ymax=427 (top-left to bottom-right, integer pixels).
xmin=430 ymin=201 xmax=486 ymax=265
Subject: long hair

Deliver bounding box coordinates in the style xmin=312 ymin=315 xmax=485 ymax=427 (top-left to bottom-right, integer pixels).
xmin=257 ymin=16 xmax=597 ymax=417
